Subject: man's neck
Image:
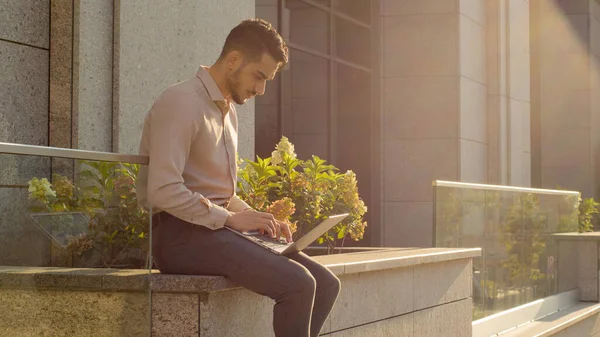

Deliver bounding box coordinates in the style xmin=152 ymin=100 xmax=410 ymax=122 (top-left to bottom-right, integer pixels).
xmin=207 ymin=64 xmax=232 ymax=103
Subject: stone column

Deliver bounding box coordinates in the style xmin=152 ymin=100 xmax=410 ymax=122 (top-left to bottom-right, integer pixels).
xmin=594 ymin=1 xmax=600 ymax=195
xmin=488 ymin=0 xmax=532 ymax=187
xmin=72 ymin=0 xmax=257 ymax=160
xmin=379 ymin=0 xmax=531 ymax=247
xmin=554 ymin=233 xmax=600 ymax=302
xmin=49 ymin=0 xmax=75 ymax=182
xmin=50 ymin=0 xmax=73 ymax=152
xmin=111 ymin=0 xmax=255 ymax=160
xmin=72 ymin=0 xmax=114 ymax=152
xmin=380 ymin=0 xmax=488 ymax=247
xmin=531 ymin=0 xmax=600 ymax=198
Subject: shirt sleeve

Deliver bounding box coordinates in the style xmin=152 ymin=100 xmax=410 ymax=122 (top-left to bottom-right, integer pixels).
xmin=228 ymin=194 xmax=251 ymax=213
xmin=145 ymin=90 xmax=229 ymax=230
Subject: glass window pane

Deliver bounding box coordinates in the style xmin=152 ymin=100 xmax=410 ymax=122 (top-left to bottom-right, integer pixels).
xmin=286 ymin=0 xmax=330 ymax=55
xmin=335 ymin=17 xmax=371 ymax=67
xmin=255 ymin=76 xmax=281 ymax=159
xmin=333 ymin=0 xmax=371 ymax=24
xmin=289 ymin=49 xmax=330 ymax=159
xmin=284 ymin=49 xmax=330 ymax=160
xmin=335 ymin=63 xmax=372 ymax=213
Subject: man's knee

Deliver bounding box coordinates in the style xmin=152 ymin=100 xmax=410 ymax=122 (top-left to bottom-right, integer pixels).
xmin=277 ymin=266 xmax=317 ymax=300
xmin=292 ymin=269 xmax=317 ymax=295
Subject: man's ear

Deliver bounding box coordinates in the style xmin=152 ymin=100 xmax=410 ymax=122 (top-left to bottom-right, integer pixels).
xmin=227 ymin=51 xmax=243 ymax=70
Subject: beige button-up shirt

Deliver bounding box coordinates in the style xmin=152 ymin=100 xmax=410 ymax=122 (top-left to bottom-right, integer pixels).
xmin=136 ymin=66 xmax=250 ymax=230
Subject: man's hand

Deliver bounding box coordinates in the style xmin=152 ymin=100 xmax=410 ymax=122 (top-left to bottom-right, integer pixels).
xmin=225 ymin=209 xmax=278 ymax=238
xmin=277 ymin=220 xmax=294 ymax=243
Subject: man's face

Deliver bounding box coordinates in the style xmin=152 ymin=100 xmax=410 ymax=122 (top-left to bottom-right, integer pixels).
xmin=226 ymin=53 xmax=279 ymax=105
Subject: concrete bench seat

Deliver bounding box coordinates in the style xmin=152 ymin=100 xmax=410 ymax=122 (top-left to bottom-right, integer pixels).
xmin=0 ymin=247 xmax=477 ymax=292
xmin=472 ymin=231 xmax=600 ymax=337
xmin=499 ymin=302 xmax=600 ymax=337
xmin=0 ymin=247 xmax=480 ymax=337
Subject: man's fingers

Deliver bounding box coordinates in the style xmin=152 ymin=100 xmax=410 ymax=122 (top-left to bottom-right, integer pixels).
xmin=257 ymin=213 xmax=277 ymax=238
xmin=259 ymin=218 xmax=276 ymax=238
xmin=275 ymin=220 xmax=282 ymax=240
xmin=279 ymin=221 xmax=293 ymax=243
xmin=260 ymin=222 xmax=273 ymax=237
xmin=268 ymin=220 xmax=278 ymax=238
xmin=241 ymin=212 xmax=278 ymax=238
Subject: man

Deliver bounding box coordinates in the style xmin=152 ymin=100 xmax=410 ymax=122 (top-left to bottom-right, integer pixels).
xmin=136 ymin=19 xmax=340 ymax=337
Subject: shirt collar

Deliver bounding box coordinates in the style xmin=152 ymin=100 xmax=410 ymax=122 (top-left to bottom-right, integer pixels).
xmin=196 ymin=66 xmax=230 ymax=114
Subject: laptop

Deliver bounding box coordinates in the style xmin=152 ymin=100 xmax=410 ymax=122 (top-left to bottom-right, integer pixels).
xmin=225 ymin=213 xmax=349 ymax=255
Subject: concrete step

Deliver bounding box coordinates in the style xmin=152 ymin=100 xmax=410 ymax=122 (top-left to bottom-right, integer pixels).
xmin=498 ymin=302 xmax=600 ymax=337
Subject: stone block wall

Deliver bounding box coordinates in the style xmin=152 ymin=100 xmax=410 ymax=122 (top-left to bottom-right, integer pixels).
xmin=0 ymin=1 xmax=52 ymax=266
xmin=0 ymin=248 xmax=480 ymax=336
xmin=153 ymin=248 xmax=478 ymax=336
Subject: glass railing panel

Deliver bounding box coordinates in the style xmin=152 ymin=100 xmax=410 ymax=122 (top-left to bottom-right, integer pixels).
xmin=434 ymin=181 xmax=580 ymax=320
xmin=0 ymin=150 xmax=151 ymax=336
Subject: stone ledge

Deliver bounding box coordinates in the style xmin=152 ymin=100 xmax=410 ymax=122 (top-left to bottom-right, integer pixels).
xmin=499 ymin=302 xmax=600 ymax=337
xmin=0 ymin=267 xmax=151 ymax=292
xmin=317 ymin=247 xmax=481 ymax=275
xmin=553 ymin=232 xmax=600 ymax=241
xmin=0 ymin=247 xmax=481 ymax=293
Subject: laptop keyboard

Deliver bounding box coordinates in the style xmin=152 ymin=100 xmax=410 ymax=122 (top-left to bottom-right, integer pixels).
xmin=248 ymin=234 xmax=290 ymax=250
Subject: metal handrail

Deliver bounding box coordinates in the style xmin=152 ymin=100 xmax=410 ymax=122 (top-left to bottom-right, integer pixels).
xmin=0 ymin=142 xmax=149 ymax=165
xmin=433 ymin=180 xmax=580 ymax=196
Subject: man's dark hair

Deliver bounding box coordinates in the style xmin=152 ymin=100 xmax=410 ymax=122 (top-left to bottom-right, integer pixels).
xmin=219 ymin=18 xmax=288 ymax=71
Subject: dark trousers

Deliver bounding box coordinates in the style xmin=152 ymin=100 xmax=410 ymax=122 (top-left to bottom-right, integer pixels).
xmin=152 ymin=212 xmax=341 ymax=337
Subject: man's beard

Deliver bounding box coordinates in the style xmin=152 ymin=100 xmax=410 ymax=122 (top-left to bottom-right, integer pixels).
xmin=227 ymin=71 xmax=245 ymax=105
